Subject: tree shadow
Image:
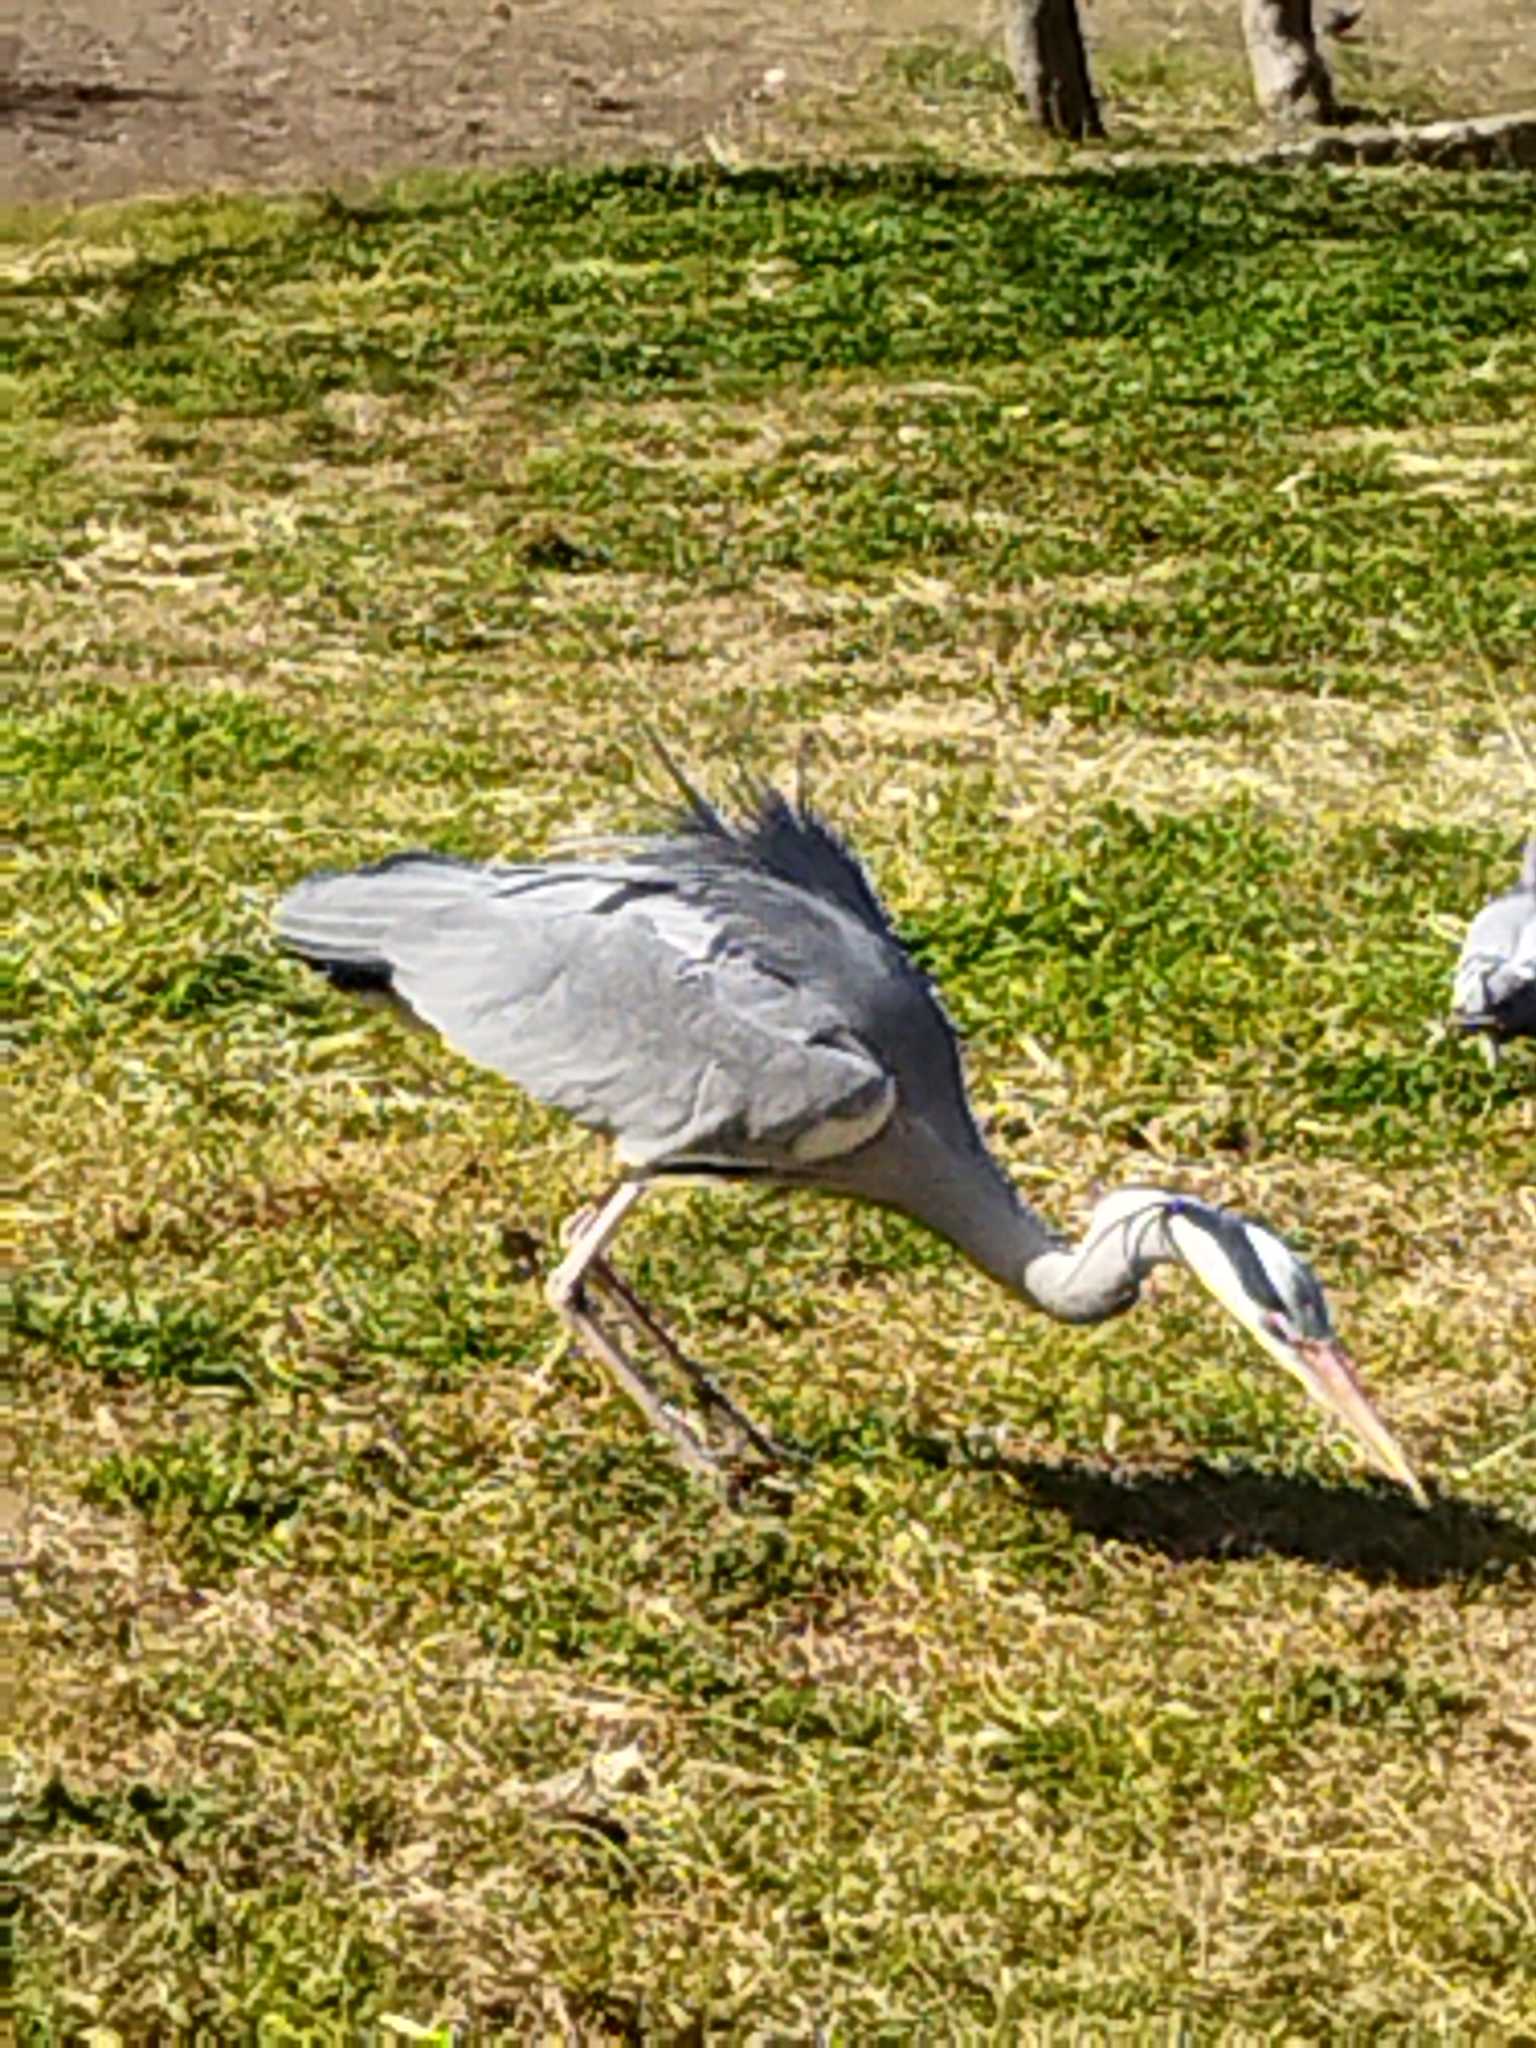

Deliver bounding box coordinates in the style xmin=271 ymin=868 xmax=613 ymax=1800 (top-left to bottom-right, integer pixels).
xmin=0 ymin=80 xmax=189 ymax=133
xmin=918 ymin=1437 xmax=1534 ymax=1589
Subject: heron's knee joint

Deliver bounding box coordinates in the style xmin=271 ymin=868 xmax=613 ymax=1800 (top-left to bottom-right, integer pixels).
xmin=545 ymin=1271 xmax=582 ymax=1315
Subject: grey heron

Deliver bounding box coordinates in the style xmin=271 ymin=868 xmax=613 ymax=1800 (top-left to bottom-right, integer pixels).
xmin=275 ymin=761 xmax=1425 ymax=1506
xmin=1450 ymin=838 xmax=1536 ymax=1057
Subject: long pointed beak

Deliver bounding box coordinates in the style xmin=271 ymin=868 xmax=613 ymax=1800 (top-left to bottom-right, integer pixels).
xmin=1159 ymin=1204 xmax=1429 ymax=1506
xmin=1287 ymin=1338 xmax=1429 ymax=1507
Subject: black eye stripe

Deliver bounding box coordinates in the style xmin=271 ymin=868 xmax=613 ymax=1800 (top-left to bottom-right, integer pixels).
xmin=1202 ymin=1209 xmax=1289 ymax=1314
xmin=1167 ymin=1198 xmax=1333 ymax=1337
xmin=1171 ymin=1196 xmax=1294 ymax=1310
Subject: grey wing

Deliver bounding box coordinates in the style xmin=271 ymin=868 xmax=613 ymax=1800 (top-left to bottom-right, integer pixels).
xmin=1478 ymin=885 xmax=1536 ymax=1036
xmin=275 ymin=857 xmax=895 ymax=1170
xmin=1452 ymin=844 xmax=1536 ymax=1036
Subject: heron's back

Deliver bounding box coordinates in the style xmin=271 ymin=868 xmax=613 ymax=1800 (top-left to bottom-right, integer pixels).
xmin=274 ymin=796 xmax=979 ymax=1178
xmin=1452 ymin=839 xmax=1536 ymax=1041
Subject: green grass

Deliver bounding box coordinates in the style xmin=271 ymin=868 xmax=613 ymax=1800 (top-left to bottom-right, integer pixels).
xmin=8 ymin=150 xmax=1536 ymax=2036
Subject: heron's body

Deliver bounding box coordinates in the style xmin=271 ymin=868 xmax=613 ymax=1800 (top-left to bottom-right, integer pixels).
xmin=275 ymin=766 xmax=1424 ymax=1503
xmin=1451 ymin=839 xmax=1536 ymax=1048
xmin=276 ymin=787 xmax=1099 ymax=1307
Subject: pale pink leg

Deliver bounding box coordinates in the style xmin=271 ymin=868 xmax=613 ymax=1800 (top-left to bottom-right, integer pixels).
xmin=586 ymin=1252 xmax=799 ymax=1465
xmin=545 ymin=1182 xmax=725 ymax=1489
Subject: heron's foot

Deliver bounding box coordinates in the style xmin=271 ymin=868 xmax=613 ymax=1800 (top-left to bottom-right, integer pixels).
xmin=558 ymin=1308 xmax=796 ymax=1513
xmin=586 ymin=1254 xmax=805 ymax=1471
xmin=554 ymin=1295 xmax=730 ymax=1494
xmin=675 ymin=1363 xmax=807 ymax=1470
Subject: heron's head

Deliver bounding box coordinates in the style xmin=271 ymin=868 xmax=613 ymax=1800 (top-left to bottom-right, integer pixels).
xmin=1157 ymin=1195 xmax=1427 ymax=1506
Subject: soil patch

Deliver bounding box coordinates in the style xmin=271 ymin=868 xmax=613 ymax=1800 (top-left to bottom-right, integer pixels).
xmin=3 ymin=0 xmax=1531 ymax=209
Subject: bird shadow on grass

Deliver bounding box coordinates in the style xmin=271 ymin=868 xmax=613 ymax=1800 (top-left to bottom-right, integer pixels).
xmin=908 ymin=1435 xmax=1535 ymax=1589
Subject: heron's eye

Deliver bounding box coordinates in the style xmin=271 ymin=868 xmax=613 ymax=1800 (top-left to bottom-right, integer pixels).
xmin=1264 ymin=1311 xmax=1297 ymax=1346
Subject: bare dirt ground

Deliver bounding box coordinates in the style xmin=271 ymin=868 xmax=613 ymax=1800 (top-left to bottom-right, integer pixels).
xmin=2 ymin=0 xmax=1531 ymax=210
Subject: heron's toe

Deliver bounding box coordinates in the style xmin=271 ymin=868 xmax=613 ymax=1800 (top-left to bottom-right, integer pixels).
xmin=559 ymin=1205 xmax=597 ymax=1247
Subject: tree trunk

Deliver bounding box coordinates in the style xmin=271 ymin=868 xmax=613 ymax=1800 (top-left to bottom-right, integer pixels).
xmin=1003 ymin=0 xmax=1104 ymax=140
xmin=1241 ymin=0 xmax=1338 ymax=124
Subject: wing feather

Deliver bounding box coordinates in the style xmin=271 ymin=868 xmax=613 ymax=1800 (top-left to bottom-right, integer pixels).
xmin=1452 ymin=838 xmax=1536 ymax=1039
xmin=276 ymin=858 xmax=896 ymax=1170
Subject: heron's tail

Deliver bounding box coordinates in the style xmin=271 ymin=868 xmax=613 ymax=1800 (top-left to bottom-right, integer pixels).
xmin=273 ymin=852 xmax=501 ymax=995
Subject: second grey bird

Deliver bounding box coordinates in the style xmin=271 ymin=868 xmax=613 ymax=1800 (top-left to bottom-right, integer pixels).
xmin=274 ymin=763 xmax=1424 ymax=1505
xmin=1450 ymin=838 xmax=1536 ymax=1056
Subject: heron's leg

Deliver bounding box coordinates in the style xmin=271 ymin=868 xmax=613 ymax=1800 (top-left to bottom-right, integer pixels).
xmin=545 ymin=1183 xmax=726 ymax=1489
xmin=557 ymin=1294 xmax=728 ymax=1490
xmin=546 ymin=1180 xmax=645 ymax=1294
xmin=585 ymin=1254 xmax=800 ymax=1466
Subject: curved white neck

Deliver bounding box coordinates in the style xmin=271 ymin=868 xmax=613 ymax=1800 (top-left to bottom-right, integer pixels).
xmin=849 ymin=1122 xmax=1188 ymax=1327
xmin=1021 ymin=1186 xmax=1184 ymax=1323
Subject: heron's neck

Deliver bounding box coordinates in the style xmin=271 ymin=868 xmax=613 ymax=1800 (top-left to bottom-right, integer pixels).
xmin=1019 ymin=1186 xmax=1182 ymax=1323
xmin=854 ymin=1123 xmax=1181 ymax=1325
